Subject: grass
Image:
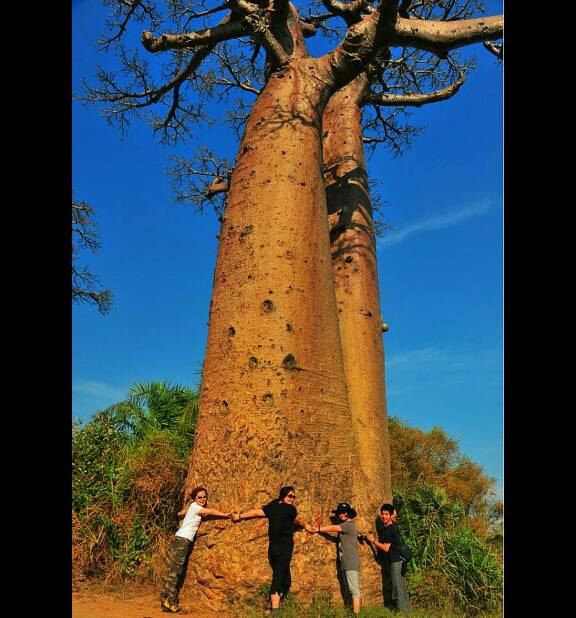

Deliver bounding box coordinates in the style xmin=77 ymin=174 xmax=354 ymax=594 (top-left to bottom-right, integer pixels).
xmin=228 ymin=591 xmax=502 ymax=617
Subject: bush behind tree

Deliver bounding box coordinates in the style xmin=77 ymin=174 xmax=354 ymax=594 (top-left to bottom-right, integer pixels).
xmin=72 ymin=384 xmax=502 ymax=615
xmin=392 ymin=484 xmax=502 ymax=614
xmin=388 ymin=416 xmax=503 ymax=542
xmin=72 ymin=382 xmax=199 ymax=587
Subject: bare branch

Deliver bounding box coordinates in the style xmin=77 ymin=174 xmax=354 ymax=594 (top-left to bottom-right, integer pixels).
xmin=210 ymin=49 xmax=262 ymax=95
xmin=168 ymin=148 xmax=234 ymax=215
xmin=236 ymin=0 xmax=291 ymax=69
xmin=301 ymin=12 xmax=345 ymax=42
xmin=322 ymin=0 xmax=372 ymax=25
xmin=362 ymin=100 xmax=423 ymax=157
xmin=141 ymin=19 xmax=247 ymax=53
xmin=72 ymin=197 xmax=113 ymax=315
xmin=364 ymin=68 xmax=466 ymax=106
xmin=390 ymin=15 xmax=503 ymax=56
xmin=98 ymin=0 xmax=142 ymax=49
xmin=97 ymin=0 xmax=163 ymax=50
xmin=178 ymin=2 xmax=232 ymax=21
xmin=206 ymin=178 xmax=230 ymax=196
xmin=483 ymin=40 xmax=503 ymax=59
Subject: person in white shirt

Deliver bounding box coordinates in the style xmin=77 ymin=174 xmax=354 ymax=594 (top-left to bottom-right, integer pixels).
xmin=160 ymin=486 xmax=232 ymax=613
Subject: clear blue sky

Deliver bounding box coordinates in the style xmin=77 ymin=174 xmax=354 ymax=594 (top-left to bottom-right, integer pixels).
xmin=72 ymin=1 xmax=503 ymax=498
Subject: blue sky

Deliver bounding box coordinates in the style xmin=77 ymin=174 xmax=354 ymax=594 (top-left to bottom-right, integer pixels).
xmin=72 ymin=1 xmax=503 ymax=498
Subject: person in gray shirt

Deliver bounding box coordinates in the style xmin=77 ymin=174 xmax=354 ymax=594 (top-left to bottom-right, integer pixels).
xmin=311 ymin=502 xmax=362 ymax=614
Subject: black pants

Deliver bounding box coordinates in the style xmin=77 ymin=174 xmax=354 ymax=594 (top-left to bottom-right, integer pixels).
xmin=268 ymin=543 xmax=293 ymax=596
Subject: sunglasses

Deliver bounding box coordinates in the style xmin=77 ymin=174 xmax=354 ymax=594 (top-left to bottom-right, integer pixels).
xmin=196 ymin=495 xmax=208 ymax=499
xmin=286 ymin=494 xmax=296 ymax=499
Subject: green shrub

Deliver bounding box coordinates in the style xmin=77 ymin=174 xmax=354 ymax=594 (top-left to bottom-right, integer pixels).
xmin=393 ymin=484 xmax=502 ymax=615
xmin=72 ymin=382 xmax=199 ymax=586
xmin=72 ymin=384 xmax=502 ymax=616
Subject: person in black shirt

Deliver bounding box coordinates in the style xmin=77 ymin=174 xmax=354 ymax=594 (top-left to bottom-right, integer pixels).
xmin=231 ymin=486 xmax=315 ymax=613
xmin=366 ymin=503 xmax=411 ymax=614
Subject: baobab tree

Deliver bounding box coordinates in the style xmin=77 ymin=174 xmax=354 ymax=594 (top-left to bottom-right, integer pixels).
xmin=79 ymin=0 xmax=503 ymax=608
xmin=320 ymin=0 xmax=472 ymax=514
xmin=323 ymin=56 xmax=475 ymax=607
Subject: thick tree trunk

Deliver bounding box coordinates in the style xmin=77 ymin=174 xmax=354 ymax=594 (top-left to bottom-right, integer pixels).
xmin=181 ymin=61 xmax=359 ymax=609
xmin=323 ymin=76 xmax=393 ymax=604
xmin=170 ymin=4 xmax=502 ymax=608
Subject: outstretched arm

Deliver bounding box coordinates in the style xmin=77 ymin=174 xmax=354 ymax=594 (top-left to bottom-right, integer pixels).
xmin=294 ymin=515 xmax=316 ymax=531
xmin=199 ymin=507 xmax=233 ymax=518
xmin=231 ymin=508 xmax=266 ymax=522
xmin=312 ymin=523 xmax=343 ymax=535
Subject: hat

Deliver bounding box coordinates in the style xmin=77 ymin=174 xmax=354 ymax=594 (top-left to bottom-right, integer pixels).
xmin=331 ymin=502 xmax=357 ymax=518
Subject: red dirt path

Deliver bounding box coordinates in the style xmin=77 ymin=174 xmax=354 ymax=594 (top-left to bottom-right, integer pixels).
xmin=72 ymin=591 xmax=234 ymax=618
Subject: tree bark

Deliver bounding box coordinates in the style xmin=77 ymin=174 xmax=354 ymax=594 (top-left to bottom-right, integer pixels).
xmin=173 ymin=4 xmax=503 ymax=608
xmin=323 ymin=74 xmax=393 ymax=605
xmin=182 ymin=59 xmax=359 ymax=608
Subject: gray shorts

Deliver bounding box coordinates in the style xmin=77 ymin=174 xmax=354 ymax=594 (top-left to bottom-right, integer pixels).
xmin=344 ymin=569 xmax=361 ymax=599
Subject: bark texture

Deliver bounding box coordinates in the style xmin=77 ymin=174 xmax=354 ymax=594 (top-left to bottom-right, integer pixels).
xmin=181 ymin=59 xmax=362 ymax=608
xmin=169 ymin=4 xmax=503 ymax=609
xmin=323 ymin=74 xmax=392 ymax=605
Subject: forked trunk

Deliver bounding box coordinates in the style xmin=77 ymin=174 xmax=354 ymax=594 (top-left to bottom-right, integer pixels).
xmin=182 ymin=60 xmax=359 ymax=608
xmin=323 ymin=77 xmax=393 ymax=603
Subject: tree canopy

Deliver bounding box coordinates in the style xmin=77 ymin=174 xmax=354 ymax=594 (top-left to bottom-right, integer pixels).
xmin=78 ymin=1 xmax=503 ymax=205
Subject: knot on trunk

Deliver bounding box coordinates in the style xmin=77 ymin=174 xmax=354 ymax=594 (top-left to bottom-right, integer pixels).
xmin=282 ymin=354 xmax=297 ymax=370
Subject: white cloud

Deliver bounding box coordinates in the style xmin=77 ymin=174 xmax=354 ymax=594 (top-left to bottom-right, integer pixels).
xmin=387 ymin=347 xmax=442 ymax=366
xmin=73 ymin=380 xmax=126 ymax=400
xmin=378 ymin=198 xmax=494 ymax=248
xmin=387 ymin=347 xmax=501 ymax=371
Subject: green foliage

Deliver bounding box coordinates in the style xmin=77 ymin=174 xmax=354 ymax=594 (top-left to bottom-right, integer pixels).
xmin=227 ymin=484 xmax=501 ymax=616
xmin=72 ymin=411 xmax=130 ymax=512
xmin=72 ymin=381 xmax=199 ymax=586
xmin=73 ymin=387 xmax=502 ymax=615
xmin=393 ymin=484 xmax=503 ymax=615
xmin=105 ymin=380 xmax=199 ymax=455
xmin=388 ymin=416 xmax=503 ymax=541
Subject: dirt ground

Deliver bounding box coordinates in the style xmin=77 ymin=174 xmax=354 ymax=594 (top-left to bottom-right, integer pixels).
xmin=72 ymin=591 xmax=235 ymax=618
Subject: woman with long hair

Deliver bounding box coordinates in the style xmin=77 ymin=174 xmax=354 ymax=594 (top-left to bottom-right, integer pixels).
xmin=232 ymin=486 xmax=315 ymax=613
xmin=160 ymin=486 xmax=232 ymax=613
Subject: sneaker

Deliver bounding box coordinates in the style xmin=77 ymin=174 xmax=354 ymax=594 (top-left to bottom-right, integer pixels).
xmin=161 ymin=597 xmax=180 ymax=613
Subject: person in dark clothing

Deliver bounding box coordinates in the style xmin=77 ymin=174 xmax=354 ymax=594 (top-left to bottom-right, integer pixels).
xmin=366 ymin=503 xmax=411 ymax=614
xmin=231 ymin=486 xmax=315 ymax=613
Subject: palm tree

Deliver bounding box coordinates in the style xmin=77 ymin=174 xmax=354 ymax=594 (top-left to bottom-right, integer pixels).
xmin=104 ymin=380 xmax=199 ymax=444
